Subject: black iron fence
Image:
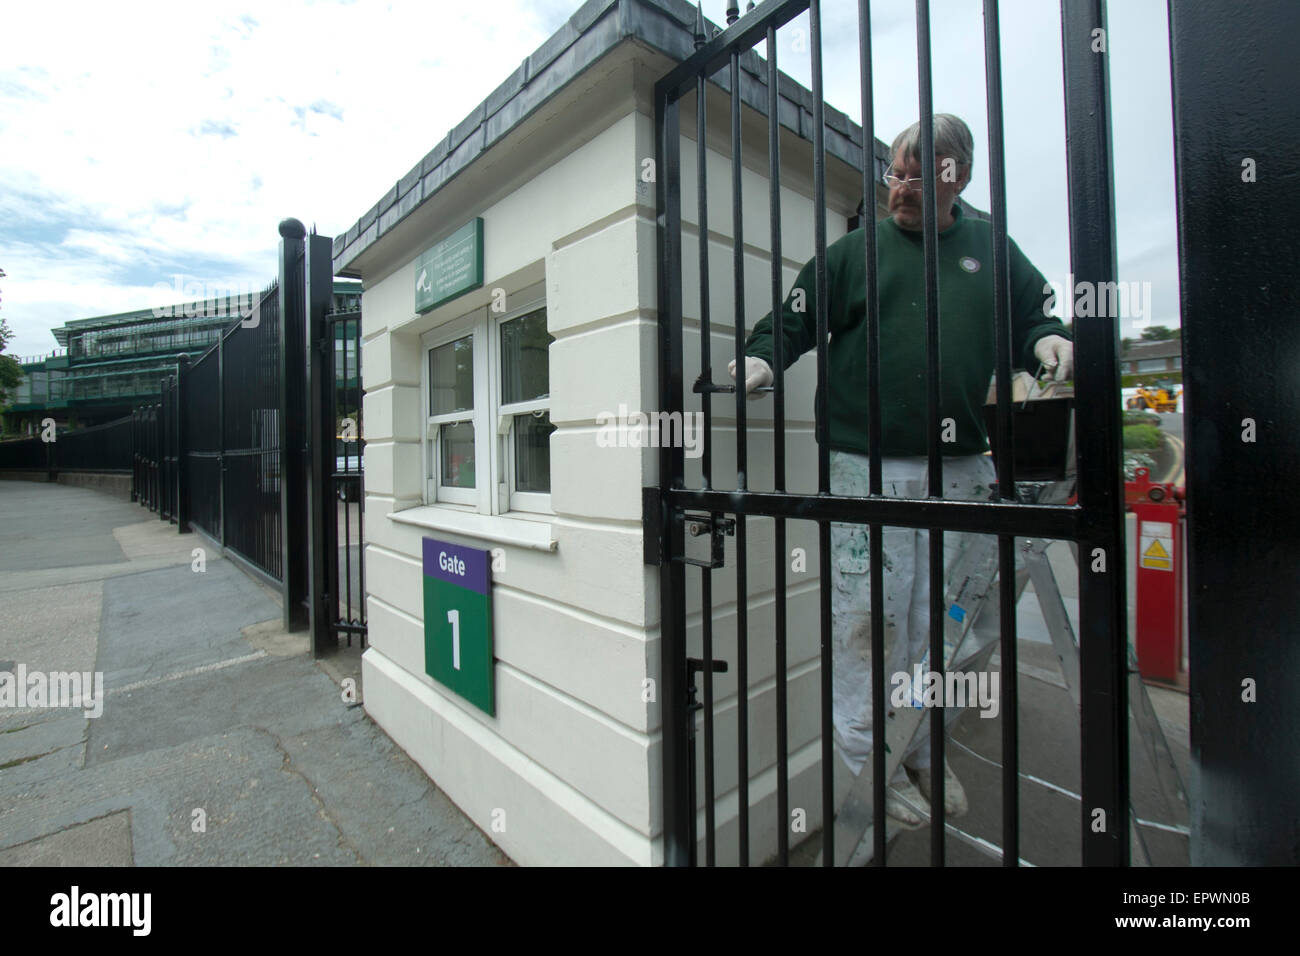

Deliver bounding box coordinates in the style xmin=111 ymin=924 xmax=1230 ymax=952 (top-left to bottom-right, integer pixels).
xmin=0 ymin=416 xmax=133 ymax=474
xmin=133 ymin=404 xmax=162 ymax=513
xmin=1 ymin=220 xmax=363 ymax=654
xmin=190 ymin=279 xmax=287 ymax=583
xmin=126 ymin=223 xmax=340 ymax=633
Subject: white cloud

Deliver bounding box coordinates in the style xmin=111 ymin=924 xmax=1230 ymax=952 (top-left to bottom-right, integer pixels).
xmin=0 ymin=0 xmax=1180 ymax=359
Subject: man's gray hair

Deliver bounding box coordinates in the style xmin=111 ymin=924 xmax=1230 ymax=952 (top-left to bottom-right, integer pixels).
xmin=890 ymin=113 xmax=975 ymax=169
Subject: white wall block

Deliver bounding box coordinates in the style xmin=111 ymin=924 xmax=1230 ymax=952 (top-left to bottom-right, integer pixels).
xmin=549 ymin=428 xmax=646 ymax=522
xmin=548 ymin=320 xmax=656 ymax=425
xmin=363 ymin=650 xmax=654 ymax=865
xmin=362 ymin=384 xmax=421 ymax=443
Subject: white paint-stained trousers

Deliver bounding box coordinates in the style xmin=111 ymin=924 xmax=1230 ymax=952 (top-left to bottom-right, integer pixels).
xmin=829 ymin=450 xmax=998 ymax=778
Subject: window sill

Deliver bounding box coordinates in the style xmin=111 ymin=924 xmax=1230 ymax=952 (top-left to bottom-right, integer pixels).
xmin=388 ymin=504 xmax=557 ymax=553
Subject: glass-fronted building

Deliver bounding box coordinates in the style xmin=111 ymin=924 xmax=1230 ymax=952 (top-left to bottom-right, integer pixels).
xmin=2 ymin=282 xmax=361 ymax=435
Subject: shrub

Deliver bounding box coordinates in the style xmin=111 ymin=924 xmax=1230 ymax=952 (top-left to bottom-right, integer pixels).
xmin=1122 ymin=410 xmax=1161 ymax=428
xmin=1123 ymin=423 xmax=1163 ymax=450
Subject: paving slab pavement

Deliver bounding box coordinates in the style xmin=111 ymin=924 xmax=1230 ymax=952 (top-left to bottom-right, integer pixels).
xmin=0 ymin=480 xmax=510 ymax=867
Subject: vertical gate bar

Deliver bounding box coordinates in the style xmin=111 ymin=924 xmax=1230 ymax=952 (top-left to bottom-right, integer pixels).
xmin=914 ymin=0 xmax=946 ymax=865
xmin=1060 ymin=0 xmax=1127 ymax=867
xmin=982 ymin=0 xmax=1021 ymax=865
xmin=729 ymin=41 xmax=750 ymax=867
xmin=807 ymin=0 xmax=834 ymax=866
xmin=765 ymin=21 xmax=789 ymax=867
xmin=170 ymin=378 xmax=177 ymax=521
xmin=130 ymin=410 xmax=137 ymax=502
xmin=306 ymin=232 xmax=335 ymax=657
xmin=858 ymin=0 xmax=888 ymax=866
xmin=655 ymin=86 xmax=691 ymax=867
xmin=355 ymin=316 xmax=366 ymax=641
xmin=693 ymin=8 xmax=719 ymax=866
xmin=343 ymin=312 xmax=354 ymax=643
xmin=278 ymin=221 xmax=308 ymax=630
xmin=218 ymin=331 xmax=226 ymax=546
xmin=167 ymin=377 xmax=174 ymax=523
xmin=155 ymin=404 xmax=162 ymax=515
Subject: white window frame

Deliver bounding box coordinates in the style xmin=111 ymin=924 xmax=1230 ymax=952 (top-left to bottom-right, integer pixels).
xmin=421 ymin=293 xmax=552 ymax=517
xmin=492 ymin=299 xmax=552 ymax=514
xmin=423 ymin=311 xmax=489 ymax=509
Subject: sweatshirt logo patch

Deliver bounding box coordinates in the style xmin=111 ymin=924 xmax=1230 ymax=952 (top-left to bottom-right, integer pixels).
xmin=958 ymin=256 xmax=981 ymax=273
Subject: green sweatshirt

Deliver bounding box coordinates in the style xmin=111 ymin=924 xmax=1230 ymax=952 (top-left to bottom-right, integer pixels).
xmin=744 ymin=205 xmax=1070 ymax=456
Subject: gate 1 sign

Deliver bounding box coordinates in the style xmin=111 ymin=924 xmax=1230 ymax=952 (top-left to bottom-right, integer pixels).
xmin=422 ymin=537 xmax=494 ymax=715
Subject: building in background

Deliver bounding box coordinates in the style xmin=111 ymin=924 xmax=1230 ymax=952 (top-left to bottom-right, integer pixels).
xmin=2 ymin=281 xmax=362 ymax=436
xmin=1121 ymin=332 xmax=1183 ymax=384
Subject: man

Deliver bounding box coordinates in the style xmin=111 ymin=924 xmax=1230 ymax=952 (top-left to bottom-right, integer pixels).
xmin=729 ymin=114 xmax=1072 ymax=826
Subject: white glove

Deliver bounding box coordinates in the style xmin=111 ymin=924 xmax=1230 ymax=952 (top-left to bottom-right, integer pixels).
xmin=727 ymin=356 xmax=773 ymax=399
xmin=1033 ymin=335 xmax=1074 ymax=383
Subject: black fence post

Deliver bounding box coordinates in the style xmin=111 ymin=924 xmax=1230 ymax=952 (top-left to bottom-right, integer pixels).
xmin=1170 ymin=0 xmax=1300 ymax=865
xmin=130 ymin=409 xmax=138 ymax=501
xmin=1061 ymin=0 xmax=1128 ymax=867
xmin=46 ymin=419 xmax=56 ymax=482
xmin=176 ymin=353 xmax=191 ymax=533
xmin=278 ymin=218 xmax=309 ymax=631
xmin=217 ymin=327 xmax=226 ymax=545
xmin=305 ymin=232 xmax=337 ymax=656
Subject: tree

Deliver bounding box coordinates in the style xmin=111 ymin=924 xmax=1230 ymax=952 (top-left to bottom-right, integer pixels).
xmin=0 ymin=319 xmax=22 ymax=410
xmin=0 ymin=268 xmax=23 ymax=409
xmin=1139 ymin=325 xmax=1177 ymax=341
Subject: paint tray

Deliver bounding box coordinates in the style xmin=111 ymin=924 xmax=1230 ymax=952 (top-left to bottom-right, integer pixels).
xmin=982 ymin=372 xmax=1075 ymax=481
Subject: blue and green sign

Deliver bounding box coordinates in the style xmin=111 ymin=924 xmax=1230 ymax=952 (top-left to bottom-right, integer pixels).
xmin=414 ymin=218 xmax=484 ymax=313
xmin=422 ymin=537 xmax=494 ymax=715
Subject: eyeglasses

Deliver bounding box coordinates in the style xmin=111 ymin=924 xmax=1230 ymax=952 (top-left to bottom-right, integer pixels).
xmin=883 ymin=160 xmax=968 ymax=191
xmin=882 ymin=173 xmax=925 ymax=191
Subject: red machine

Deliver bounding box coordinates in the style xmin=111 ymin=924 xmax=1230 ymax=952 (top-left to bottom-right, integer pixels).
xmin=1126 ymin=467 xmax=1186 ymax=683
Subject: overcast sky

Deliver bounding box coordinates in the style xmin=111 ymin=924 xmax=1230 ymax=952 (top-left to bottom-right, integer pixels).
xmin=0 ymin=0 xmax=1178 ymax=360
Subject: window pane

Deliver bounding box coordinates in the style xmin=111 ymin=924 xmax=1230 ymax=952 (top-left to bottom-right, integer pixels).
xmin=514 ymin=411 xmax=554 ymax=493
xmin=441 ymin=422 xmax=475 ymax=488
xmin=430 ymin=335 xmax=474 ymax=415
xmin=500 ymin=308 xmax=553 ymax=405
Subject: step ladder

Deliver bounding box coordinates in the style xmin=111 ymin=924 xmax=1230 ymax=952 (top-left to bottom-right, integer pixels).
xmin=819 ymin=479 xmax=1189 ymax=866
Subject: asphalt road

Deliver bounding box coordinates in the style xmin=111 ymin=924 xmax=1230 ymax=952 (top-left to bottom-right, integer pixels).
xmin=1156 ymin=412 xmax=1185 ymax=485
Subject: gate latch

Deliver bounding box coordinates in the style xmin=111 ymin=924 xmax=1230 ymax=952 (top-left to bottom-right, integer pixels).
xmin=686 ymin=656 xmax=730 ymax=721
xmin=679 ymin=512 xmax=734 ymax=569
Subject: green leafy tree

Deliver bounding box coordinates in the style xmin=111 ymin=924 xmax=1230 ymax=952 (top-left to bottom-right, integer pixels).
xmin=0 ymin=266 xmax=24 ymax=410
xmin=1139 ymin=325 xmax=1177 ymax=341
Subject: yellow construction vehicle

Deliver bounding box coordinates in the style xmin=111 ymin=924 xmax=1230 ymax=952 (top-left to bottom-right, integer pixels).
xmin=1127 ymin=379 xmax=1181 ymax=413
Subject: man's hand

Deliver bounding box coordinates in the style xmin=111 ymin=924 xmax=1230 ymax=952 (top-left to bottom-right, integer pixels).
xmin=1033 ymin=335 xmax=1074 ymax=383
xmin=727 ymin=356 xmax=774 ymax=399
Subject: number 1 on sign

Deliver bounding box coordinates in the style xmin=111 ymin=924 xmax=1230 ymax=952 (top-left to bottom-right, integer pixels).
xmin=447 ymin=609 xmax=461 ymax=670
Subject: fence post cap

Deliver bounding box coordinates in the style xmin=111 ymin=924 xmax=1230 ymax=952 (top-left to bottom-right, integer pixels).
xmin=278 ymin=218 xmax=307 ymax=240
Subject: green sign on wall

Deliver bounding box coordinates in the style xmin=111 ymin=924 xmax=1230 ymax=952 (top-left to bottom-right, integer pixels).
xmin=414 ymin=218 xmax=484 ymax=313
xmin=422 ymin=537 xmax=494 ymax=715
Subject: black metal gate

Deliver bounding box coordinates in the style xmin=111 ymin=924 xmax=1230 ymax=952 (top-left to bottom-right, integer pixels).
xmin=653 ymin=0 xmax=1126 ymax=866
xmin=307 ymin=234 xmax=367 ymax=655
